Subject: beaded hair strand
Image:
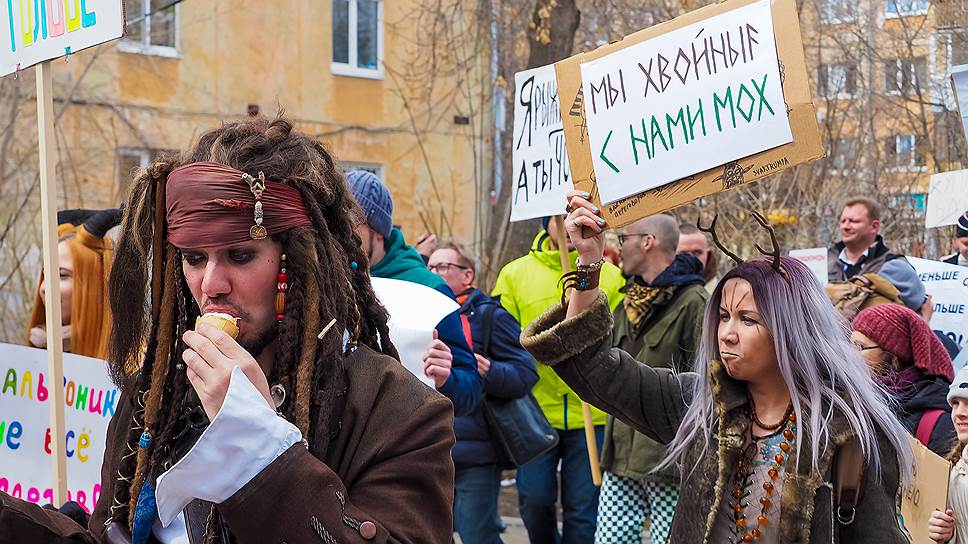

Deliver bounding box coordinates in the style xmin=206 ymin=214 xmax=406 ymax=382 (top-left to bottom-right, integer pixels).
xmin=127 ymin=245 xmax=179 ymax=525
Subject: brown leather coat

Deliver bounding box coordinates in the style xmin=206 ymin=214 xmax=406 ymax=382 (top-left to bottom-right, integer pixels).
xmin=0 ymin=345 xmax=456 ymax=544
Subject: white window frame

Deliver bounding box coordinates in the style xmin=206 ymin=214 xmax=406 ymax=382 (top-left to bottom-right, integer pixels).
xmin=943 ymin=30 xmax=968 ymax=68
xmin=885 ymin=134 xmax=926 ymax=172
xmin=885 ymin=57 xmax=927 ymax=96
xmin=118 ymin=0 xmax=180 ymax=58
xmin=340 ymin=161 xmax=385 ymax=180
xmin=885 ymin=0 xmax=929 ymax=18
xmin=331 ymin=0 xmax=384 ymax=80
xmin=818 ymin=0 xmax=857 ymax=24
xmin=828 ymin=137 xmax=858 ymax=174
xmin=818 ymin=62 xmax=857 ymax=99
xmin=116 ymin=148 xmax=152 ymax=200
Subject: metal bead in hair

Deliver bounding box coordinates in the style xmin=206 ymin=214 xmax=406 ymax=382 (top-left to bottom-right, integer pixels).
xmin=275 ymin=253 xmax=288 ymax=322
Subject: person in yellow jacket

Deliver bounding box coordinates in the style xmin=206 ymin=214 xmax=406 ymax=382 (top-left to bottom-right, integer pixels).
xmin=492 ymin=216 xmax=624 ymax=544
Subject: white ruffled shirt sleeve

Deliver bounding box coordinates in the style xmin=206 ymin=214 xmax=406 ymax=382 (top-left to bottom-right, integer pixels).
xmin=154 ymin=365 xmax=302 ymax=527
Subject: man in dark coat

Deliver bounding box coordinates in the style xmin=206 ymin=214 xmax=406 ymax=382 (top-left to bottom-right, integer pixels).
xmin=596 ymin=214 xmax=707 ymax=544
xmin=0 ymin=117 xmax=455 ymax=543
xmin=942 ymin=211 xmax=968 ymax=267
xmin=426 ymin=242 xmax=538 ymax=544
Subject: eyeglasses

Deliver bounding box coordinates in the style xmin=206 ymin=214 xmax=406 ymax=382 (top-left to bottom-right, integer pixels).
xmin=850 ymin=340 xmax=881 ymax=352
xmin=617 ymin=233 xmax=653 ymax=245
xmin=428 ymin=262 xmax=470 ymax=273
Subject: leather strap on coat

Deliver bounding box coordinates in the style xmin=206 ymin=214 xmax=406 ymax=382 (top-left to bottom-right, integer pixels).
xmin=834 ymin=438 xmax=864 ymax=526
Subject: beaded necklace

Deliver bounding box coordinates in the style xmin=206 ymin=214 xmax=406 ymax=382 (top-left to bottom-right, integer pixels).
xmin=728 ymin=406 xmax=797 ymax=543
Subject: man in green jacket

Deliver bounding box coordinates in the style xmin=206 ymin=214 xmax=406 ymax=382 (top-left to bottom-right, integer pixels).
xmin=596 ymin=214 xmax=707 ymax=544
xmin=492 ymin=216 xmax=624 ymax=544
xmin=347 ymin=170 xmax=481 ymax=417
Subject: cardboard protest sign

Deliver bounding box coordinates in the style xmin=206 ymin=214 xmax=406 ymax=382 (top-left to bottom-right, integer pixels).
xmin=788 ymin=248 xmax=827 ymax=286
xmin=952 ymin=64 xmax=968 ymax=145
xmin=924 ymin=169 xmax=968 ymax=229
xmin=0 ymin=0 xmax=124 ymax=77
xmin=899 ymin=435 xmax=950 ymax=544
xmin=556 ymin=0 xmax=823 ymax=226
xmin=0 ymin=344 xmax=119 ymax=513
xmin=511 ymin=64 xmax=572 ymax=221
xmin=580 ymin=0 xmax=792 ymax=204
xmin=371 ymin=277 xmax=459 ymax=388
xmin=910 ymin=258 xmax=968 ymax=367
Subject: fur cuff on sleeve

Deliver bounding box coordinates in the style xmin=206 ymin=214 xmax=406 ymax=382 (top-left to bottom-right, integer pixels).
xmin=520 ymin=292 xmax=614 ymax=366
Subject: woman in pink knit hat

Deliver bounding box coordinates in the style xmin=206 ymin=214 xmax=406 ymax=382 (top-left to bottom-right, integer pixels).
xmin=851 ymin=303 xmax=956 ymax=456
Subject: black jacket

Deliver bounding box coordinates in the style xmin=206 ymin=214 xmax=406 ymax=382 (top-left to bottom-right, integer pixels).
xmin=452 ymin=288 xmax=538 ymax=467
xmin=895 ymin=375 xmax=957 ymax=456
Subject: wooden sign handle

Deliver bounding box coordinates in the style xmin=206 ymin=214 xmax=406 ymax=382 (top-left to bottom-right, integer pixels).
xmin=37 ymin=60 xmax=69 ymax=507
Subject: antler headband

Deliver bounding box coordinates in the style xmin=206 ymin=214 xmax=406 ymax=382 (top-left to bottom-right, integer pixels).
xmin=697 ymin=211 xmax=790 ymax=281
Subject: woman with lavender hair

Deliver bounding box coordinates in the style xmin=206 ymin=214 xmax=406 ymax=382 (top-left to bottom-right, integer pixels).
xmin=520 ymin=191 xmax=914 ymax=544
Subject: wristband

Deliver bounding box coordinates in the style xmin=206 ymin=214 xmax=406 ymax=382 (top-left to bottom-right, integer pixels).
xmin=559 ymin=257 xmax=605 ymax=304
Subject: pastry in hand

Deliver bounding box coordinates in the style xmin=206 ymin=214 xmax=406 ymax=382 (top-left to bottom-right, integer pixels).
xmin=194 ymin=312 xmax=240 ymax=339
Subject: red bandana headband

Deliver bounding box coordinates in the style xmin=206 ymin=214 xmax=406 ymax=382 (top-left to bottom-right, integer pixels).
xmin=166 ymin=162 xmax=313 ymax=247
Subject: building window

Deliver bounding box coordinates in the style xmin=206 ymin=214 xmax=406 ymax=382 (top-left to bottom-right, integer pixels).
xmin=340 ymin=161 xmax=384 ymax=180
xmin=828 ymin=137 xmax=858 ymax=172
xmin=818 ymin=0 xmax=857 ymax=24
xmin=117 ymin=148 xmax=172 ymax=200
xmin=120 ymin=0 xmax=178 ymax=56
xmin=885 ymin=0 xmax=929 ymax=17
xmin=886 ymin=192 xmax=927 ymax=211
xmin=817 ymin=63 xmax=858 ymax=98
xmin=884 ymin=57 xmax=928 ymax=95
xmin=945 ymin=30 xmax=968 ymax=67
xmin=883 ymin=134 xmax=925 ymax=169
xmin=332 ymin=0 xmax=383 ymax=79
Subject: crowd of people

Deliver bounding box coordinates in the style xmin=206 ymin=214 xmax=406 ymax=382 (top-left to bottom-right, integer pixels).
xmin=1 ymin=115 xmax=967 ymax=544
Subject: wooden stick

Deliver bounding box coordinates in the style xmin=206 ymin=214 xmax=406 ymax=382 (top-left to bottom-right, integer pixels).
xmin=553 ymin=215 xmax=602 ymax=486
xmin=36 ymin=60 xmax=68 ymax=506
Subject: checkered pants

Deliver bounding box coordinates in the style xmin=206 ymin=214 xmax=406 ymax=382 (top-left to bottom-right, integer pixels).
xmin=594 ymin=471 xmax=678 ymax=544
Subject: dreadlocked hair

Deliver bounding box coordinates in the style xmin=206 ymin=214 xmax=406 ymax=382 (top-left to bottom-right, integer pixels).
xmin=127 ymin=244 xmax=180 ymax=525
xmin=105 ymin=116 xmax=397 ymax=538
xmin=106 ymin=155 xmax=179 ymax=525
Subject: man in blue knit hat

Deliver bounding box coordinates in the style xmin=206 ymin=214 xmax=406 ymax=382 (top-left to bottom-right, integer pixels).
xmin=346 ymin=170 xmax=481 ymax=416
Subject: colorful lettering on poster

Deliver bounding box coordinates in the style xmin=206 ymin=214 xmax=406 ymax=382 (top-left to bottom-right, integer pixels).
xmin=6 ymin=0 xmax=97 ymax=52
xmin=0 ymin=368 xmax=117 ymax=418
xmin=0 ymin=477 xmax=101 ymax=513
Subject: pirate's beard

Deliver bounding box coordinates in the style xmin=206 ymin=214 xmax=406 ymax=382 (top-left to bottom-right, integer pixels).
xmin=241 ymin=323 xmax=279 ymax=361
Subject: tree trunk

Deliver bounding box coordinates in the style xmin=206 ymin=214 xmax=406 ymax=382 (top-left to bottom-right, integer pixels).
xmin=526 ymin=0 xmax=581 ymax=69
xmin=483 ymin=0 xmax=580 ymax=290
